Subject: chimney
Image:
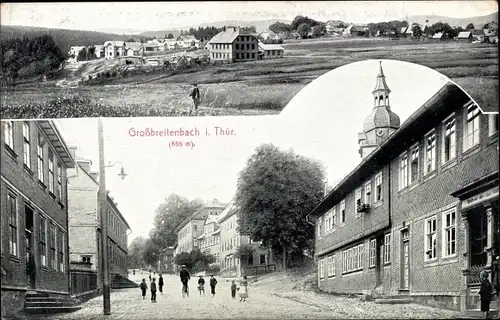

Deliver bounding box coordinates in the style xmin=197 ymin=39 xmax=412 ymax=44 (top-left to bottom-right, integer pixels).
xmin=89 ymin=171 xmax=99 ymax=181
xmin=223 ymin=26 xmax=226 ymax=32
xmin=68 ymin=145 xmax=77 ymax=160
xmin=234 ymin=27 xmax=237 ymax=32
xmin=76 ymin=159 xmax=92 ymax=173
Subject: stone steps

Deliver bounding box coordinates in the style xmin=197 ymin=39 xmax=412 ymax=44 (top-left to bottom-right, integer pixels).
xmin=25 ymin=306 xmax=82 ymax=314
xmin=24 ymin=292 xmax=82 ymax=315
xmin=374 ymin=294 xmax=413 ymax=305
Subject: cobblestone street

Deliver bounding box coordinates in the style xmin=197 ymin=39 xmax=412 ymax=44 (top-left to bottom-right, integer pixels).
xmin=37 ymin=274 xmax=461 ymax=319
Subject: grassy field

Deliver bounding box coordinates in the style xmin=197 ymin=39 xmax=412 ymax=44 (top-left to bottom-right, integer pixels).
xmin=1 ymin=38 xmax=497 ymax=118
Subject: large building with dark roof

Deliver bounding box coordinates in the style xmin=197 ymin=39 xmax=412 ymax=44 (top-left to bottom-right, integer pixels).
xmin=206 ymin=27 xmax=259 ymax=63
xmin=307 ymin=63 xmax=499 ymax=314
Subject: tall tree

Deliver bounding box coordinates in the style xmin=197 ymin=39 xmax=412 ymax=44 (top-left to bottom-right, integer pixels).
xmin=128 ymin=236 xmax=147 ymax=268
xmin=411 ymin=24 xmax=423 ymax=38
xmin=167 ymin=33 xmax=174 ymax=39
xmin=269 ymin=22 xmax=292 ymax=34
xmin=235 ymin=144 xmax=325 ymax=270
xmin=297 ymin=23 xmax=311 ymax=39
xmin=149 ymin=194 xmax=205 ymax=250
xmin=142 ymin=237 xmax=161 ymax=268
xmin=466 ymin=23 xmax=475 ymax=30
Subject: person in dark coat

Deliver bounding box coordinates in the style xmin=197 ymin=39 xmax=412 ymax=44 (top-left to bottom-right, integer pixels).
xmin=231 ymin=280 xmax=237 ymax=299
xmin=197 ymin=276 xmax=205 ymax=295
xmin=209 ymin=275 xmax=218 ymax=296
xmin=479 ymin=270 xmax=493 ymax=319
xmin=158 ymin=275 xmax=164 ymax=295
xmin=189 ymin=84 xmax=201 ymax=111
xmin=139 ymin=278 xmax=148 ymax=299
xmin=179 ymin=265 xmax=190 ymax=297
xmin=150 ymin=278 xmax=157 ymax=303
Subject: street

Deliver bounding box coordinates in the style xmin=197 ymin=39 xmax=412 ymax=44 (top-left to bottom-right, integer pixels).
xmin=38 ymin=271 xmax=460 ymax=320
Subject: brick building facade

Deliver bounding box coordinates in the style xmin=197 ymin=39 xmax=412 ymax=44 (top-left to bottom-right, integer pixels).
xmin=1 ymin=120 xmax=75 ymax=318
xmin=66 ymin=147 xmax=131 ymax=283
xmin=307 ymin=65 xmax=499 ymax=312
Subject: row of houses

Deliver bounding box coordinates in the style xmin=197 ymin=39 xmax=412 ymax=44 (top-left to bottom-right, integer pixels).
xmin=67 ymin=35 xmax=201 ymax=62
xmin=173 ymin=199 xmax=273 ymax=278
xmin=1 ymin=121 xmax=133 ymax=318
xmin=308 ymin=63 xmax=499 ymax=314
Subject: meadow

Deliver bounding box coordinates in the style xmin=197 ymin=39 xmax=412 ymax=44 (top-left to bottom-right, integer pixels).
xmin=1 ymin=38 xmax=497 ymax=118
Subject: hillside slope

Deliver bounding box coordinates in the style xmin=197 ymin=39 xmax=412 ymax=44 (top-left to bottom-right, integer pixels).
xmin=0 ymin=25 xmax=148 ymax=54
xmin=409 ymin=12 xmax=498 ymax=28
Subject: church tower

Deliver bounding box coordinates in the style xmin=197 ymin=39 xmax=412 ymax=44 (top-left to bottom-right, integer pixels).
xmin=358 ymin=61 xmax=401 ymax=159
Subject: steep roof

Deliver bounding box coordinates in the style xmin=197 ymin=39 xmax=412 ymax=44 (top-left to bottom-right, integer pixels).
xmin=208 ymin=29 xmax=253 ymax=44
xmin=217 ymin=203 xmax=238 ymax=223
xmin=124 ymin=42 xmax=143 ymax=50
xmin=259 ymin=42 xmax=284 ymax=51
xmin=178 ymin=35 xmax=197 ymax=41
xmin=104 ymin=41 xmax=125 ymax=47
xmin=458 ymin=31 xmax=472 ymax=38
xmin=432 ymin=32 xmax=444 ymax=39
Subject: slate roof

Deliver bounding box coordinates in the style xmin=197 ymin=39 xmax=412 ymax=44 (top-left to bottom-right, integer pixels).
xmin=458 ymin=31 xmax=472 ymax=38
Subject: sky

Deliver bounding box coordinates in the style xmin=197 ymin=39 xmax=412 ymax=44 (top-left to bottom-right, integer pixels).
xmin=54 ymin=59 xmax=450 ymax=244
xmin=1 ymin=1 xmax=498 ymax=32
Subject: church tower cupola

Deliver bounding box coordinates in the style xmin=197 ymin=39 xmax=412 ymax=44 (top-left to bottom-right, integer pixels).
xmin=358 ymin=61 xmax=401 ymax=159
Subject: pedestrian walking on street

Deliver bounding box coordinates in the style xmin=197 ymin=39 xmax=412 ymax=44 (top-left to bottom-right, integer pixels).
xmin=210 ymin=275 xmax=218 ymax=296
xmin=140 ymin=279 xmax=148 ymax=300
xmin=239 ymin=275 xmax=248 ymax=302
xmin=158 ymin=274 xmax=164 ymax=295
xmin=180 ymin=265 xmax=190 ymax=298
xmin=150 ymin=278 xmax=157 ymax=303
xmin=198 ymin=276 xmax=205 ymax=296
xmin=189 ymin=83 xmax=201 ymax=111
xmin=231 ymin=280 xmax=237 ymax=299
xmin=479 ymin=270 xmax=493 ymax=319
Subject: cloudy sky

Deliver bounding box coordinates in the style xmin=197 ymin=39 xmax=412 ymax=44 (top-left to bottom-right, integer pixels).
xmin=1 ymin=1 xmax=497 ymax=31
xmin=54 ymin=59 xmax=450 ymax=243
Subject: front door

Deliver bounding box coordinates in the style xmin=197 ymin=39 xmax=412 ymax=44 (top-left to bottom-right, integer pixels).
xmin=401 ymin=228 xmax=410 ymax=290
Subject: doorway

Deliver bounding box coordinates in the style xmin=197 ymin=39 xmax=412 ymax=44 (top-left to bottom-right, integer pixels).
xmin=468 ymin=207 xmax=487 ymax=285
xmin=400 ymin=228 xmax=410 ymax=290
xmin=25 ymin=205 xmax=35 ymax=289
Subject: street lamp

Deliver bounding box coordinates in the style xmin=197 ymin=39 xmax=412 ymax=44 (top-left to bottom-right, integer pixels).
xmin=97 ymin=119 xmax=127 ymax=315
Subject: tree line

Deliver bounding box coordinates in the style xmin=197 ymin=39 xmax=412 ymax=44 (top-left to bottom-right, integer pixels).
xmin=1 ymin=34 xmax=65 ymax=82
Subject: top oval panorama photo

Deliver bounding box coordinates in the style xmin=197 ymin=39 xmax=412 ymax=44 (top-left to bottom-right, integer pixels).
xmin=0 ymin=1 xmax=498 ymax=119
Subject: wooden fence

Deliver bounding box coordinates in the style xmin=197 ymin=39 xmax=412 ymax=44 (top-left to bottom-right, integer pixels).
xmin=243 ymin=264 xmax=276 ymax=276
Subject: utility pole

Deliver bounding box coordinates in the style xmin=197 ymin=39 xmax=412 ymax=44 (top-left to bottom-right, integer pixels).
xmin=97 ymin=118 xmax=111 ymax=315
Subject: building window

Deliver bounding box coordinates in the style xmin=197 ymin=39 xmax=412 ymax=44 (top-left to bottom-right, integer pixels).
xmin=4 ymin=120 xmax=14 ymax=150
xmin=409 ymin=146 xmax=419 ymax=184
xmin=465 ymin=104 xmax=480 ymax=151
xmin=369 ymin=239 xmax=376 ymax=267
xmin=48 ymin=149 xmax=54 ymax=194
xmin=424 ymin=131 xmax=436 ymax=175
xmin=357 ymin=243 xmax=364 ymax=269
xmin=442 ymin=210 xmax=456 ymax=257
xmin=489 ymin=114 xmax=499 ymax=136
xmin=425 ymin=216 xmax=437 ymax=261
xmin=23 ymin=122 xmax=31 ymax=169
xmin=260 ymin=254 xmax=266 ymax=265
xmin=317 ymin=217 xmax=322 ymax=237
xmin=364 ymin=181 xmax=371 ymax=205
xmin=399 ymin=153 xmax=408 ymax=190
xmin=81 ymin=255 xmax=91 ymax=263
xmin=8 ymin=193 xmax=18 ymax=256
xmin=58 ymin=229 xmax=65 ymax=272
xmin=50 ymin=223 xmax=56 ymax=269
xmin=383 ymin=234 xmax=391 ymax=264
xmin=37 ymin=135 xmax=45 ymax=183
xmin=443 ymin=117 xmax=456 ymax=163
xmin=327 ymin=255 xmax=335 ymax=277
xmin=39 ymin=216 xmax=47 ymax=267
xmin=355 ymin=188 xmax=362 ymax=217
xmin=374 ymin=173 xmax=382 ymax=202
xmin=342 ymin=250 xmax=348 ymax=273
xmin=340 ymin=200 xmax=346 ymax=224
xmin=57 ymin=164 xmax=63 ymax=200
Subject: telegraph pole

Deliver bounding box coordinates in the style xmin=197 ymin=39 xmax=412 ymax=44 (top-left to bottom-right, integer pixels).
xmin=97 ymin=118 xmax=111 ymax=315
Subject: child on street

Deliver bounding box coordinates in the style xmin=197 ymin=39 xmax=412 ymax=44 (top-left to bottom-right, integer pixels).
xmin=140 ymin=279 xmax=148 ymax=299
xmin=479 ymin=270 xmax=493 ymax=319
xmin=198 ymin=276 xmax=205 ymax=296
xmin=210 ymin=275 xmax=218 ymax=296
xmin=150 ymin=278 xmax=157 ymax=303
xmin=231 ymin=280 xmax=237 ymax=299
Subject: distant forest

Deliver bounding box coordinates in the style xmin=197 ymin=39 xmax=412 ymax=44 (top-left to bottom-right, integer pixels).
xmin=1 ymin=25 xmax=149 ymax=54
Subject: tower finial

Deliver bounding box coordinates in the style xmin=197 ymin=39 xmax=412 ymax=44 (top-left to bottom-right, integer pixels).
xmin=378 ymin=61 xmax=384 ymax=77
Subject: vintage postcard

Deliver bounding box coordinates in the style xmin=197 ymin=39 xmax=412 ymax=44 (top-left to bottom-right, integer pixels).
xmin=0 ymin=1 xmax=498 ymax=118
xmin=0 ymin=2 xmax=499 ymax=320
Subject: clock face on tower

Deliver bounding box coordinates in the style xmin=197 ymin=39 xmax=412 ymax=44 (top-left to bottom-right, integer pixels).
xmin=376 ymin=129 xmax=385 ymax=137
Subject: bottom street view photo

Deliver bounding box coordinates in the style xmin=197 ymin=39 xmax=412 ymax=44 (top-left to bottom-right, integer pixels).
xmin=0 ymin=59 xmax=499 ymax=319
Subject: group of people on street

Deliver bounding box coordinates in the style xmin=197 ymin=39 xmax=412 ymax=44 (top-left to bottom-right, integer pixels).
xmin=180 ymin=265 xmax=250 ymax=301
xmin=140 ymin=274 xmax=164 ymax=303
